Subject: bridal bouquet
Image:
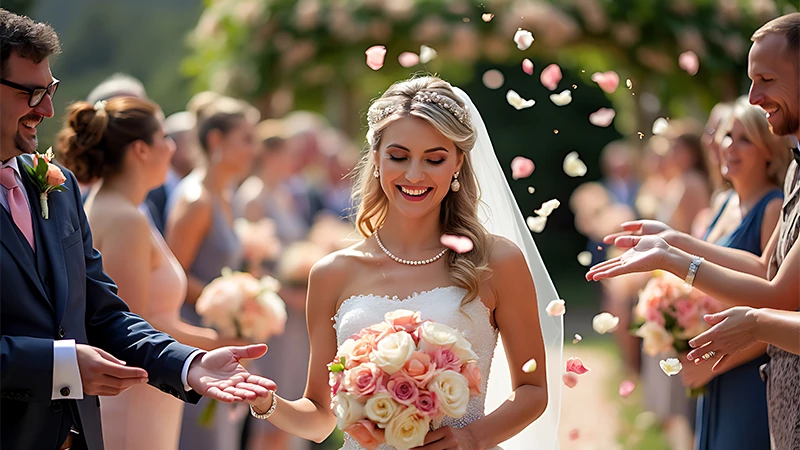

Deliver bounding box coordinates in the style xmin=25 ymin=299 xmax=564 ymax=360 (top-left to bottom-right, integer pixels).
xmin=328 ymin=310 xmax=481 ymax=450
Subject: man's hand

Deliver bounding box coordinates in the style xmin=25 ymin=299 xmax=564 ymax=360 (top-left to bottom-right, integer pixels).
xmin=76 ymin=344 xmax=149 ymax=396
xmin=187 ymin=344 xmax=277 ymax=403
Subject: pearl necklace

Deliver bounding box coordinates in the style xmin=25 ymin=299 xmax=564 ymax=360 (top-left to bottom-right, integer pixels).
xmin=374 ymin=232 xmax=448 ymax=266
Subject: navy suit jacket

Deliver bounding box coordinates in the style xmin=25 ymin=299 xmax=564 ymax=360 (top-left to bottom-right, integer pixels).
xmin=0 ymin=155 xmax=201 ymax=450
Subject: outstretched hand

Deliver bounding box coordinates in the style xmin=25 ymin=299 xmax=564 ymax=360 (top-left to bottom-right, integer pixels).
xmin=686 ymin=307 xmax=760 ymax=372
xmin=187 ymin=344 xmax=276 ymax=403
xmin=602 ymin=220 xmax=673 ymax=245
xmin=586 ymin=235 xmax=671 ymax=281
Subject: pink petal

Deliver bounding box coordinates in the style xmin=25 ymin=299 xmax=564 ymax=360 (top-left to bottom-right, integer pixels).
xmin=562 ymin=372 xmax=579 ymax=388
xmin=365 ymin=45 xmax=387 ymax=71
xmin=566 ymin=357 xmax=590 ymax=374
xmin=522 ymin=58 xmax=534 ymax=75
xmin=590 ymin=71 xmax=619 ymax=94
xmin=398 ymin=52 xmax=419 ymax=68
xmin=540 ymin=64 xmax=562 ymax=91
xmin=440 ymin=234 xmax=474 ymax=254
xmin=679 ymin=50 xmax=700 ymax=76
xmin=619 ymin=380 xmax=635 ymax=397
xmin=569 ymin=429 xmax=580 ymax=441
xmin=589 ymin=108 xmax=616 ymax=127
xmin=510 ymin=156 xmax=535 ymax=180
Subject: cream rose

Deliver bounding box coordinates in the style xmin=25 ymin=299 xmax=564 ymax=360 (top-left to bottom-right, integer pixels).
xmin=418 ymin=321 xmax=459 ymax=351
xmin=384 ymin=406 xmax=431 ymax=450
xmin=451 ymin=334 xmax=479 ymax=363
xmin=427 ymin=370 xmax=470 ymax=418
xmin=635 ymin=321 xmax=674 ymax=357
xmin=364 ymin=392 xmax=400 ymax=428
xmin=332 ymin=392 xmax=366 ymax=430
xmin=370 ymin=330 xmax=416 ymax=375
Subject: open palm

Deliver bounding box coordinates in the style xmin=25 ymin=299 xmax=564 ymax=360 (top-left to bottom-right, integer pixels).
xmin=187 ymin=344 xmax=276 ymax=402
xmin=586 ymin=235 xmax=671 ymax=281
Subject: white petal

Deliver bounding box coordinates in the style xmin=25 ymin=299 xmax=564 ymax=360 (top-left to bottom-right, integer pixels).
xmin=526 ymin=215 xmax=547 ymax=233
xmin=652 ymin=117 xmax=669 ymax=135
xmin=506 ymin=90 xmax=535 ymax=110
xmin=513 ymin=29 xmax=534 ymax=50
xmin=535 ymin=199 xmax=561 ymax=217
xmin=522 ymin=358 xmax=538 ymax=373
xmin=659 ymin=358 xmax=683 ymax=376
xmin=563 ymin=151 xmax=587 ymax=177
xmin=545 ymin=299 xmax=566 ymax=317
xmin=577 ymin=251 xmax=592 ymax=267
xmin=420 ymin=45 xmax=438 ymax=64
xmin=527 ymin=186 xmax=536 ymax=194
xmin=549 ymin=90 xmax=572 ymax=106
xmin=592 ymin=312 xmax=620 ymax=334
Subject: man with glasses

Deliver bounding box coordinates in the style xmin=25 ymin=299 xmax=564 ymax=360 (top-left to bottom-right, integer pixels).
xmin=1 ymin=9 xmax=277 ymax=450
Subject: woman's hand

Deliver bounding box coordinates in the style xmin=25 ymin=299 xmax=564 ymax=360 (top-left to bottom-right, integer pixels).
xmin=586 ymin=235 xmax=672 ymax=281
xmin=413 ymin=426 xmax=478 ymax=450
xmin=602 ymin=220 xmax=674 ymax=245
xmin=679 ymin=352 xmax=715 ymax=389
xmin=687 ymin=307 xmax=760 ymax=372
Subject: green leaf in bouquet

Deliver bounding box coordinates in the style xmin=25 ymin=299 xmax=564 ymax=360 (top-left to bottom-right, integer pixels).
xmin=329 ymin=363 xmax=345 ymax=373
xmin=198 ymin=399 xmax=218 ymax=428
xmin=628 ymin=316 xmax=646 ymax=334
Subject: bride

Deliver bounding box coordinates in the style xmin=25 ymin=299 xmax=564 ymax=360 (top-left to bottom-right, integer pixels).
xmin=248 ymin=76 xmax=563 ymax=449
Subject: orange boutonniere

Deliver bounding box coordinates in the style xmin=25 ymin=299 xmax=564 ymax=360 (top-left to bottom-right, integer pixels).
xmin=24 ymin=147 xmax=67 ymax=219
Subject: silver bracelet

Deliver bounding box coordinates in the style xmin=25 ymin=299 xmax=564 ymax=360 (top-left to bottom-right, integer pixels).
xmin=684 ymin=256 xmax=704 ymax=287
xmin=250 ymin=391 xmax=277 ymax=420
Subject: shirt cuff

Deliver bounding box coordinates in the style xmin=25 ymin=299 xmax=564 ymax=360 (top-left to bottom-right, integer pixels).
xmin=52 ymin=340 xmax=84 ymax=400
xmin=181 ymin=350 xmax=205 ymax=392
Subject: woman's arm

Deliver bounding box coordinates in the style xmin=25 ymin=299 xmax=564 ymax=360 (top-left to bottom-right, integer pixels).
xmin=165 ymin=194 xmax=212 ymax=305
xmin=248 ymin=253 xmax=346 ymax=443
xmin=759 ymin=198 xmax=783 ymax=253
xmin=753 ymin=308 xmax=800 ymax=355
xmin=462 ymin=237 xmax=549 ymax=450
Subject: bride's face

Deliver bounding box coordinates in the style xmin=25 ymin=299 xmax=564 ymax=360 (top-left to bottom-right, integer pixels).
xmin=374 ymin=116 xmax=463 ymax=220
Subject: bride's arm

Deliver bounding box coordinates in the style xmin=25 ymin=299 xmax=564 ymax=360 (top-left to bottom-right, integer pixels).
xmin=465 ymin=237 xmax=549 ymax=449
xmin=248 ymin=253 xmax=344 ymax=443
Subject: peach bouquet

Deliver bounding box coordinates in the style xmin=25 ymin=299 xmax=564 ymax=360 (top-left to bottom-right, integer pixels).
xmin=328 ymin=309 xmax=481 ymax=450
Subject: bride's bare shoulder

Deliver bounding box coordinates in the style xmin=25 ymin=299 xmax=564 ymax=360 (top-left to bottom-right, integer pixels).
xmin=486 ymin=234 xmax=525 ymax=268
xmin=308 ymin=240 xmax=370 ymax=300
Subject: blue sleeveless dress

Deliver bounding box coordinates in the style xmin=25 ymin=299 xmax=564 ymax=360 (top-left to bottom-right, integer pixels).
xmin=696 ymin=189 xmax=782 ymax=450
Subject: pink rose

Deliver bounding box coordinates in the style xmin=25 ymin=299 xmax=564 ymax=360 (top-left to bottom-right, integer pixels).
xmin=343 ymin=362 xmax=382 ymax=397
xmin=347 ymin=335 xmax=377 ymax=369
xmin=343 ymin=419 xmax=385 ymax=450
xmin=674 ymin=298 xmax=700 ymax=330
xmin=358 ymin=322 xmax=391 ymax=339
xmin=414 ymin=390 xmax=439 ymax=417
xmin=430 ymin=347 xmax=461 ymax=373
xmin=329 ymin=371 xmax=344 ymax=396
xmin=402 ymin=352 xmax=436 ymax=387
xmin=644 ymin=306 xmax=666 ymax=326
xmin=460 ymin=361 xmax=481 ymax=396
xmin=375 ymin=373 xmax=390 ymax=393
xmin=386 ymin=371 xmax=419 ymax=406
xmin=45 ymin=164 xmax=66 ymax=186
xmin=385 ymin=310 xmax=422 ymax=333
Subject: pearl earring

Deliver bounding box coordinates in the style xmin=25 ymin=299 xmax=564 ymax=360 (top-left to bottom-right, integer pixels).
xmin=450 ymin=171 xmax=461 ymax=192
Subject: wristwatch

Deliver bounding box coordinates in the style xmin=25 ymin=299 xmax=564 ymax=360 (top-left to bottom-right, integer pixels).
xmin=250 ymin=391 xmax=277 ymax=420
xmin=684 ymin=256 xmax=704 ymax=287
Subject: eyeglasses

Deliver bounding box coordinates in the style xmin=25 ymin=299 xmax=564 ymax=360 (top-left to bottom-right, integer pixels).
xmin=0 ymin=78 xmax=59 ymax=107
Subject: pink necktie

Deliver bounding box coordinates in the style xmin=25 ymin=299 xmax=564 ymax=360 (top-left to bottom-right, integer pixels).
xmin=0 ymin=167 xmax=35 ymax=249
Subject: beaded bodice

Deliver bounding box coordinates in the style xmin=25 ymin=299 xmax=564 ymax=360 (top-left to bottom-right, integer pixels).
xmin=332 ymin=286 xmax=499 ymax=450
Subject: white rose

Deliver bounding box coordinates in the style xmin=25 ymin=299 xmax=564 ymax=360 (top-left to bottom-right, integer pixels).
xmin=418 ymin=321 xmax=458 ymax=350
xmin=384 ymin=406 xmax=431 ymax=450
xmin=635 ymin=321 xmax=674 ymax=357
xmin=370 ymin=331 xmax=416 ymax=375
xmin=336 ymin=338 xmax=356 ymax=360
xmin=428 ymin=370 xmax=470 ymax=418
xmin=451 ymin=335 xmax=478 ymax=363
xmin=364 ymin=392 xmax=400 ymax=428
xmin=331 ymin=392 xmax=366 ymax=430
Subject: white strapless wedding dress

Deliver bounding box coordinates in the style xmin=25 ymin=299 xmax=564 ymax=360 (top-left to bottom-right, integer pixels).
xmin=333 ymin=286 xmax=499 ymax=450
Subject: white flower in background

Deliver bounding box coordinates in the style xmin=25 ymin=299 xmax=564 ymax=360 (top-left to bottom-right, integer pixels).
xmin=545 ymin=299 xmax=566 ymax=316
xmin=659 ymin=358 xmax=683 ymax=376
xmin=549 ymin=90 xmax=572 ymax=106
xmin=592 ymin=312 xmax=619 ymax=334
xmin=563 ymin=151 xmax=588 ymax=177
xmin=514 ymin=29 xmax=535 ymax=50
xmin=526 ymin=215 xmax=547 ymax=233
xmin=535 ymin=199 xmax=561 ymax=217
xmin=419 ymin=45 xmax=437 ymax=63
xmin=506 ymin=90 xmax=535 ymax=110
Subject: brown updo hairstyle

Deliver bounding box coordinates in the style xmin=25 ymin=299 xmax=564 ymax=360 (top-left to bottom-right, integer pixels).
xmin=194 ymin=95 xmax=260 ymax=154
xmin=57 ymin=97 xmax=161 ymax=183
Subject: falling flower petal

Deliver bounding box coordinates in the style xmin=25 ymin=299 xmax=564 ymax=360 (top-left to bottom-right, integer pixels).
xmin=563 ymin=151 xmax=587 ymax=177
xmin=553 ymin=129 xmax=559 ymax=134
xmin=589 ymin=108 xmax=616 ymax=127
xmin=540 ymin=64 xmax=562 ymax=91
xmin=679 ymin=50 xmax=700 ymax=76
xmin=619 ymin=380 xmax=635 ymax=397
xmin=566 ymin=357 xmax=590 ymax=374
xmin=482 ymin=13 xmax=494 ymax=22
xmin=522 ymin=58 xmax=534 ymax=75
xmin=562 ymin=372 xmax=579 ymax=388
xmin=513 ymin=29 xmax=534 ymax=50
xmin=535 ymin=199 xmax=561 ymax=217
xmin=365 ymin=45 xmax=387 ymax=70
xmin=652 ymin=117 xmax=669 ymax=135
xmin=590 ymin=71 xmax=620 ymax=94
xmin=511 ymin=156 xmax=535 ymax=179
xmin=526 ymin=215 xmax=547 ymax=233
xmin=546 ymin=299 xmax=566 ymax=317
xmin=660 ymin=358 xmax=683 ymax=376
xmin=550 ymin=90 xmax=572 ymax=106
xmin=626 ymin=79 xmax=633 ymax=89
xmin=569 ymin=429 xmax=580 ymax=441
xmin=506 ymin=90 xmax=536 ymax=110
xmin=398 ymin=52 xmax=419 ymax=68
xmin=482 ymin=69 xmax=504 ymax=90
xmin=638 ymin=131 xmax=645 ymax=140
xmin=420 ymin=45 xmax=437 ymax=64
xmin=522 ymin=358 xmax=538 ymax=373
xmin=440 ymin=234 xmax=474 ymax=254
xmin=527 ymin=186 xmax=536 ymax=194
xmin=577 ymin=251 xmax=592 ymax=267
xmin=592 ymin=312 xmax=619 ymax=334
xmin=572 ymin=334 xmax=583 ymax=344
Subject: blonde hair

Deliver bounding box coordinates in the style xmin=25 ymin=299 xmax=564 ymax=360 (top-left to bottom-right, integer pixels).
xmin=719 ymin=97 xmax=793 ymax=186
xmin=351 ymin=76 xmax=489 ymax=305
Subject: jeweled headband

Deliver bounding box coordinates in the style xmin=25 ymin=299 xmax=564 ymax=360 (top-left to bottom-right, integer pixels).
xmin=367 ymin=90 xmax=471 ymax=128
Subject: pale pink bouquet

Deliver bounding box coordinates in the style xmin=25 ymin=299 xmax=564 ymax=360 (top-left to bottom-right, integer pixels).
xmin=195 ymin=268 xmax=287 ymax=342
xmin=328 ymin=310 xmax=481 ymax=450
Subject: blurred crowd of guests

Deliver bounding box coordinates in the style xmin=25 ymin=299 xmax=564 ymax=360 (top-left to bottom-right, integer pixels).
xmin=59 ymin=73 xmax=359 ymax=450
xmin=570 ymin=96 xmax=793 ymax=449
